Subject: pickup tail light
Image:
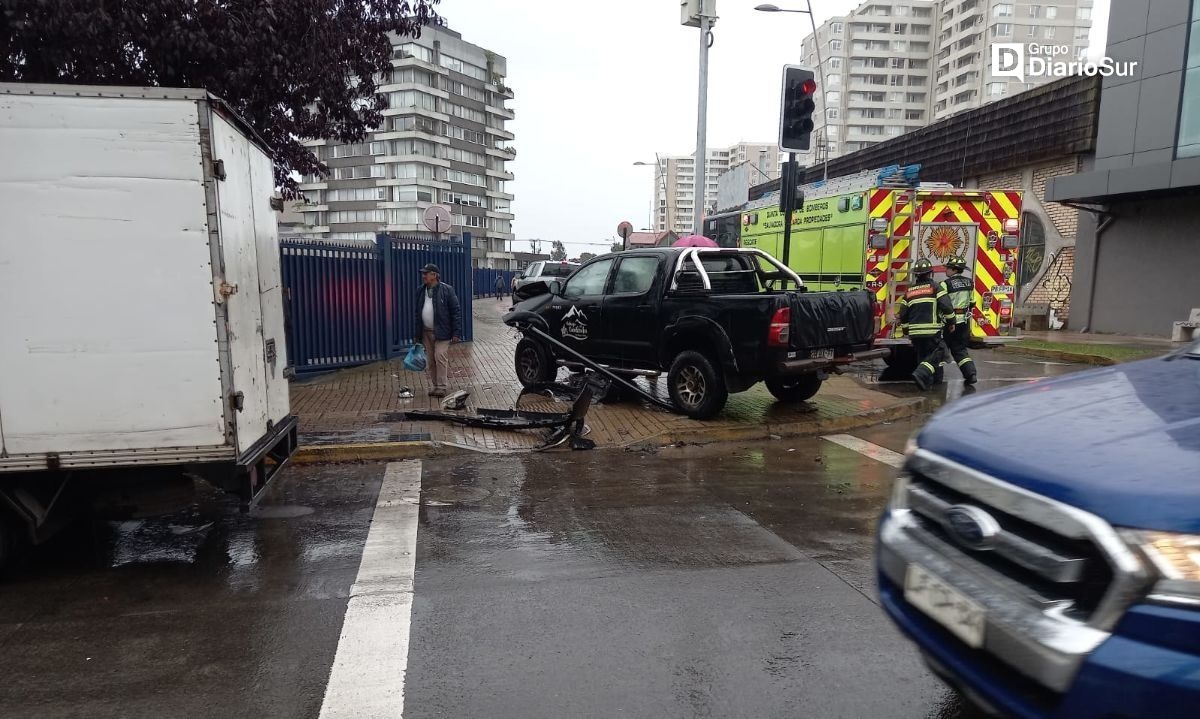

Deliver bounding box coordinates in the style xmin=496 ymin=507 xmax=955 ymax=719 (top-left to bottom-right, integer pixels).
xmin=768 ymin=307 xmax=791 ymax=347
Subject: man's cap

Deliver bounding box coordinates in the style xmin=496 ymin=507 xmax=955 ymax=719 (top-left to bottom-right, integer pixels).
xmin=420 ymin=263 xmax=440 ymax=274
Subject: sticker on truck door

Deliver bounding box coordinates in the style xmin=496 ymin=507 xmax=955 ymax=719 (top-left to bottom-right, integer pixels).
xmin=562 ymin=306 xmax=589 ymax=341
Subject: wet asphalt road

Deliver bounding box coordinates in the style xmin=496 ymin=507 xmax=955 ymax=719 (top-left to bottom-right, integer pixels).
xmin=0 ymin=350 xmax=1089 ymax=718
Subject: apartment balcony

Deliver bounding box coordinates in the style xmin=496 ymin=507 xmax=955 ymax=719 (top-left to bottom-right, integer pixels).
xmin=487 ymin=189 xmax=515 ymax=201
xmin=486 ymin=209 xmax=515 ymax=220
xmin=487 ymin=127 xmax=515 ymax=141
xmin=486 ymin=82 xmax=515 ymax=99
xmin=378 ymin=154 xmax=451 ymax=168
xmin=487 ymin=104 xmax=515 ymax=121
xmin=299 ymin=181 xmax=328 ymax=191
xmin=379 ymin=82 xmax=450 ymax=100
xmin=373 ymin=130 xmax=451 ymax=145
xmin=485 ymin=168 xmax=515 ymax=181
xmin=381 ymin=106 xmax=450 ymax=123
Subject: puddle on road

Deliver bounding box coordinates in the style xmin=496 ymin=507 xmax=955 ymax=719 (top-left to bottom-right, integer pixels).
xmin=249 ymin=504 xmax=314 ymax=519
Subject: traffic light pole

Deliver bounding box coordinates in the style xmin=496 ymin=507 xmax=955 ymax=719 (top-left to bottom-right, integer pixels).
xmin=782 ymin=152 xmax=796 ymax=267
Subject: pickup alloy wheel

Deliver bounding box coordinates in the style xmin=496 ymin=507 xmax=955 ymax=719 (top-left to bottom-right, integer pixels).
xmin=667 ymin=350 xmax=729 ymax=420
xmin=515 ymin=339 xmax=556 ymax=387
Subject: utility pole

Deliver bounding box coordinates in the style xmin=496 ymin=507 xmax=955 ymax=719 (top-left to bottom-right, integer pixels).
xmin=683 ymin=0 xmax=717 ymax=235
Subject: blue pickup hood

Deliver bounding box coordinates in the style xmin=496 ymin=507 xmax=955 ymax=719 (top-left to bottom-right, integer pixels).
xmin=917 ymin=353 xmax=1200 ymax=532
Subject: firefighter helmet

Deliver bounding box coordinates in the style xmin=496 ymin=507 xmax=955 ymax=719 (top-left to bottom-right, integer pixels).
xmin=913 ymin=258 xmax=934 ymax=277
xmin=947 ymin=255 xmax=968 ymax=271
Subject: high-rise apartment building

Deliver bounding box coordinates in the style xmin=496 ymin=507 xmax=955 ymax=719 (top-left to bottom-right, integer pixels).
xmin=797 ymin=0 xmax=1093 ymax=166
xmin=296 ymin=25 xmax=516 ymax=269
xmin=652 ymin=142 xmax=781 ymax=233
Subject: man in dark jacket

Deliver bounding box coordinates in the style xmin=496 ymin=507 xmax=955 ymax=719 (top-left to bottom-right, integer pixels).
xmin=898 ymin=258 xmax=954 ymax=391
xmin=494 ymin=273 xmax=505 ymax=300
xmin=939 ymin=255 xmax=977 ymax=385
xmin=417 ymin=263 xmax=462 ymax=397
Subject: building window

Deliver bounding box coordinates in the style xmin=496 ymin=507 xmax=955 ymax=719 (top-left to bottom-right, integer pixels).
xmin=830 ymin=39 xmax=843 ymax=51
xmin=1045 ymin=26 xmax=1056 ymax=39
xmin=1028 ymin=5 xmax=1040 ymax=17
xmin=825 ymin=91 xmax=841 ymax=104
xmin=896 ymin=5 xmax=910 ymax=16
xmin=826 ymin=108 xmax=840 ymax=119
xmin=892 ymin=40 xmax=908 ymax=52
xmin=993 ymin=23 xmax=1013 ymax=37
xmin=827 ymin=73 xmax=841 ymax=86
xmin=829 ymin=57 xmax=842 ymax=69
xmin=831 ymin=22 xmax=844 ymax=34
xmin=891 ymin=57 xmax=905 ymax=68
xmin=1018 ymin=213 xmax=1047 ymax=288
xmin=1045 ymin=6 xmax=1057 ymax=20
xmin=894 ymin=23 xmax=906 ymax=34
xmin=1077 ymin=7 xmax=1091 ymax=21
xmin=394 ymin=43 xmax=433 ymax=63
xmin=1028 ymin=24 xmax=1037 ymax=38
xmin=993 ymin=3 xmax=1013 ymax=17
xmin=987 ymin=82 xmax=1007 ymax=97
xmin=1177 ymin=8 xmax=1200 ymax=157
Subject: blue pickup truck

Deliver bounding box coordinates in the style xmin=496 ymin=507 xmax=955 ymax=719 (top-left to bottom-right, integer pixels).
xmin=877 ymin=338 xmax=1200 ymax=718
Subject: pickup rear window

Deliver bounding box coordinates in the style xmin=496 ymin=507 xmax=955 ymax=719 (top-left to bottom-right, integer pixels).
xmin=541 ymin=264 xmax=577 ymax=278
xmin=698 ymin=255 xmax=760 ymax=293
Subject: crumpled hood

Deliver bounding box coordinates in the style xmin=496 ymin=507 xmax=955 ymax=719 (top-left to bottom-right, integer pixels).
xmin=917 ymin=354 xmax=1200 ymax=532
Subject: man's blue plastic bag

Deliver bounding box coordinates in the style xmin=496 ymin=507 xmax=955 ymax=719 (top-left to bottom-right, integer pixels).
xmin=403 ymin=343 xmax=427 ymax=372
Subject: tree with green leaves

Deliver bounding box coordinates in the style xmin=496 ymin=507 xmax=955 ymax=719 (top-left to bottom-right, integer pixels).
xmin=575 ymin=252 xmax=596 ymax=263
xmin=0 ymin=0 xmax=441 ymax=196
xmin=610 ymin=241 xmax=624 ymax=254
xmin=550 ymin=241 xmax=567 ymax=262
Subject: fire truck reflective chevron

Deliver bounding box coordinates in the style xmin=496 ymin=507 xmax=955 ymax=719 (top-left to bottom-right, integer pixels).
xmin=705 ymin=172 xmax=1023 ymax=347
xmin=869 ymin=189 xmax=1023 ymax=342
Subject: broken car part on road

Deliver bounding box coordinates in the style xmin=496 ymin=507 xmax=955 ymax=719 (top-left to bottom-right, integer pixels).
xmin=404 ymin=386 xmax=596 ymax=451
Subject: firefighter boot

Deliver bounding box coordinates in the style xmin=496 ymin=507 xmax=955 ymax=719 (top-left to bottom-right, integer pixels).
xmin=912 ymin=361 xmax=936 ymax=391
xmin=960 ymin=357 xmax=978 ymax=385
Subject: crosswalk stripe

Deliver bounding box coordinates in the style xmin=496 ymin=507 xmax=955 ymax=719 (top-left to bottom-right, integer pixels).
xmin=822 ymin=434 xmax=906 ymax=468
xmin=319 ymin=460 xmax=422 ymax=719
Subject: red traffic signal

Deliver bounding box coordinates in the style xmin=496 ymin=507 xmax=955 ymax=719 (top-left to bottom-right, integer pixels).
xmin=779 ymin=65 xmax=818 ymax=153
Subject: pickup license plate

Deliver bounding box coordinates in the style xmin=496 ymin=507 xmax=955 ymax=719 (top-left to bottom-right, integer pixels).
xmin=811 ymin=348 xmax=835 ymax=360
xmin=904 ymin=564 xmax=986 ymax=648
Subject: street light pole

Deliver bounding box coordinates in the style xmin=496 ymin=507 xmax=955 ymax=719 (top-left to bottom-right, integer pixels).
xmin=633 ymin=156 xmax=671 ymax=232
xmin=755 ymin=1 xmax=829 ymax=181
xmin=693 ymin=11 xmax=713 ymax=235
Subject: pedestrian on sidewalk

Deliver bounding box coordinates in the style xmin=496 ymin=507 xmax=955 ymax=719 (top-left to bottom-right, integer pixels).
xmin=898 ymin=258 xmax=954 ymax=391
xmin=417 ymin=263 xmax=461 ymax=397
xmin=494 ymin=273 xmax=505 ymax=300
xmin=939 ymin=255 xmax=978 ymax=385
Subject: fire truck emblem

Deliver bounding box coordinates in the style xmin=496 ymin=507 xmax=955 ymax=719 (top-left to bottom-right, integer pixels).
xmin=922 ymin=226 xmax=967 ymax=263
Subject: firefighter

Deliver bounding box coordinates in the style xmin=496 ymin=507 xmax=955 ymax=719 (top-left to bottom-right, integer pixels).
xmin=898 ymin=258 xmax=954 ymax=391
xmin=940 ymin=255 xmax=978 ymax=385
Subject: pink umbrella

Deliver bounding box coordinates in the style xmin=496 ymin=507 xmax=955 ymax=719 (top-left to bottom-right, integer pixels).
xmin=673 ymin=234 xmax=719 ymax=248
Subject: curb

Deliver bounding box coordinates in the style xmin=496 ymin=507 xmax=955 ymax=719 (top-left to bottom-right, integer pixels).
xmin=631 ymin=396 xmax=927 ymax=449
xmin=291 ymin=397 xmax=927 ymax=463
xmin=292 ymin=441 xmax=436 ymax=465
xmin=994 ymin=346 xmax=1116 ymax=366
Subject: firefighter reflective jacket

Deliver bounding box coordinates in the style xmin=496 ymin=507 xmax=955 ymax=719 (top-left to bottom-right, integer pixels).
xmin=940 ymin=274 xmax=973 ymax=325
xmin=898 ymin=278 xmax=953 ymax=337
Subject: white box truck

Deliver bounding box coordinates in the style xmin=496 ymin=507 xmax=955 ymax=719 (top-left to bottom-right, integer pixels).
xmin=0 ymin=84 xmax=297 ymax=566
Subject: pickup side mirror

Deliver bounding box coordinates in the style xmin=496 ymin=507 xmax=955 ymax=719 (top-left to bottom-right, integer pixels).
xmin=549 ymin=280 xmax=563 ymax=296
xmin=675 ymin=270 xmax=705 ymax=291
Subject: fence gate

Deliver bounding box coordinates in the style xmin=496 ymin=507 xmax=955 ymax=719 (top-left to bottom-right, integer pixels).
xmin=280 ymin=233 xmax=474 ymax=374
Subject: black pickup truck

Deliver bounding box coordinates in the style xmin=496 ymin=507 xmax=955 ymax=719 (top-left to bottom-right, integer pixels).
xmin=510 ymin=247 xmax=887 ymax=418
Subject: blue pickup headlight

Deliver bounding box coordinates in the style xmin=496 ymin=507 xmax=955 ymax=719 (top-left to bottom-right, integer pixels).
xmin=1125 ymin=530 xmax=1200 ymax=605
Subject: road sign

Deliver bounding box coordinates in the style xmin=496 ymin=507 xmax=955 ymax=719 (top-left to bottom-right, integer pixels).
xmin=423 ymin=205 xmax=452 ymax=234
xmin=617 ymin=221 xmax=633 ymax=240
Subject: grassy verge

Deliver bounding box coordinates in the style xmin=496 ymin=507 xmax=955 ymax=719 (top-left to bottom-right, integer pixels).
xmin=1006 ymin=340 xmax=1166 ymax=364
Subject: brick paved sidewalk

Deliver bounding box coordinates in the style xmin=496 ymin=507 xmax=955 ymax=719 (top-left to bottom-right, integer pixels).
xmin=291 ymin=299 xmax=921 ymax=452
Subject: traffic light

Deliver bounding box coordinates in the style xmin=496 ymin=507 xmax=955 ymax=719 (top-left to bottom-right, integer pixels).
xmin=779 ymin=65 xmax=817 ymax=153
xmin=778 ymin=158 xmax=806 ymax=215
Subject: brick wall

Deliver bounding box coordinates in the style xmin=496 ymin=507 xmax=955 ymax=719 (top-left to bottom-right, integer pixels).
xmin=1025 ymin=246 xmax=1075 ymax=321
xmin=1032 ymin=159 xmax=1080 ymax=239
xmin=978 ymin=170 xmax=1023 ymax=191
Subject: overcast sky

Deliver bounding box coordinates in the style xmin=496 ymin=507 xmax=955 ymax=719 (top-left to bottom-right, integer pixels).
xmin=437 ymin=0 xmax=1111 ymax=256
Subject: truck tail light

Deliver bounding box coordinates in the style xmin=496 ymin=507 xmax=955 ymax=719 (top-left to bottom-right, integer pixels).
xmin=768 ymin=307 xmax=791 ymax=347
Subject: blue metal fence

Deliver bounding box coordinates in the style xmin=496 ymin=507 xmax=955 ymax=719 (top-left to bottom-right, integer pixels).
xmin=281 ymin=233 xmax=474 ymax=374
xmin=472 ymin=268 xmax=518 ymax=298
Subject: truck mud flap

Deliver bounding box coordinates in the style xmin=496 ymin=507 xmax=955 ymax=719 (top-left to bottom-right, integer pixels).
xmin=235 ymin=415 xmax=299 ymax=508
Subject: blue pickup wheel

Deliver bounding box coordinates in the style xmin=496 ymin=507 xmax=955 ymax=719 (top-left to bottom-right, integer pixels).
xmin=766 ymin=374 xmax=823 ymax=402
xmin=667 ymin=350 xmax=728 ymax=419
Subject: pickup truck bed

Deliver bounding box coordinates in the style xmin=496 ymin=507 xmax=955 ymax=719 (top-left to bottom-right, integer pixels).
xmin=510 ymin=247 xmax=886 ymax=418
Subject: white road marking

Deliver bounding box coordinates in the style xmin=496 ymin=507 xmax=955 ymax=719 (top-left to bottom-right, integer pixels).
xmin=822 ymin=434 xmax=906 ymax=468
xmin=319 ymin=460 xmax=422 ymax=719
xmin=982 ymin=360 xmax=1021 ymax=365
